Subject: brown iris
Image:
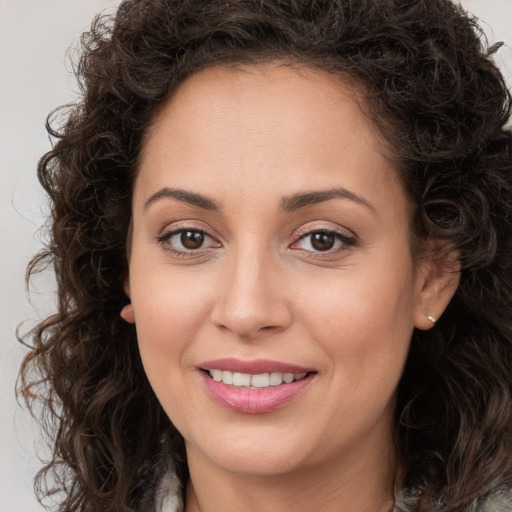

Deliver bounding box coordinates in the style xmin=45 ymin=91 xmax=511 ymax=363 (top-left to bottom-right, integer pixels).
xmin=181 ymin=230 xmax=204 ymax=249
xmin=310 ymin=232 xmax=336 ymax=251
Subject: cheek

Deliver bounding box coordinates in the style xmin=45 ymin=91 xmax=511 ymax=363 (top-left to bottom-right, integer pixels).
xmin=130 ymin=275 xmax=212 ymax=436
xmin=129 ymin=267 xmax=215 ymax=391
xmin=297 ymin=265 xmax=416 ymax=388
xmin=132 ymin=264 xmax=212 ymax=333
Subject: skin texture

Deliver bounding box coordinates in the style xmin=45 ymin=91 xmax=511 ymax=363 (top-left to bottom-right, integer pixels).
xmin=124 ymin=64 xmax=459 ymax=511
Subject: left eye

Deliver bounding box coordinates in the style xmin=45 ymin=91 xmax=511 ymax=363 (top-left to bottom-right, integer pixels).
xmin=294 ymin=230 xmax=353 ymax=252
xmin=158 ymin=229 xmax=219 ymax=252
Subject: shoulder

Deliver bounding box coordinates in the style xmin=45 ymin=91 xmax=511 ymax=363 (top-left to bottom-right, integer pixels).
xmin=156 ymin=476 xmax=512 ymax=512
xmin=155 ymin=467 xmax=512 ymax=512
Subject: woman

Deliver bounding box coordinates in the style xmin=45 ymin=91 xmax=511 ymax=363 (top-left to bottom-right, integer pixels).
xmin=19 ymin=1 xmax=512 ymax=511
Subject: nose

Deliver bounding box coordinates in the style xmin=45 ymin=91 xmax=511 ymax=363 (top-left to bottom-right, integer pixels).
xmin=210 ymin=247 xmax=292 ymax=340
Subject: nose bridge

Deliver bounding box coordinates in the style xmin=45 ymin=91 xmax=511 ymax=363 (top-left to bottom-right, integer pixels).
xmin=211 ymin=238 xmax=290 ymax=338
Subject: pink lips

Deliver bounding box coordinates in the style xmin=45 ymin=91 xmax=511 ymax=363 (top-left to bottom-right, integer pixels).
xmin=198 ymin=358 xmax=315 ymax=414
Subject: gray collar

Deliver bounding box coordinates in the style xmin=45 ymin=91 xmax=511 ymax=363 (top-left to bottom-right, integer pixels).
xmin=156 ymin=469 xmax=512 ymax=512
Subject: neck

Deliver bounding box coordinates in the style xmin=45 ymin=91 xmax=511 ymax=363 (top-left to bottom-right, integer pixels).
xmin=184 ymin=439 xmax=399 ymax=512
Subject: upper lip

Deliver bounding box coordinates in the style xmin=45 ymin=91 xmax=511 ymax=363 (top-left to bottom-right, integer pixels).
xmin=199 ymin=358 xmax=314 ymax=375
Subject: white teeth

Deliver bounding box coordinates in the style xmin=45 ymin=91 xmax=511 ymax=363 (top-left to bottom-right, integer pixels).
xmin=208 ymin=370 xmax=308 ymax=388
xmin=211 ymin=369 xmax=223 ymax=382
xmin=232 ymin=372 xmax=251 ymax=387
xmin=269 ymin=372 xmax=283 ymax=386
xmin=283 ymin=373 xmax=294 ymax=384
xmin=250 ymin=373 xmax=270 ymax=388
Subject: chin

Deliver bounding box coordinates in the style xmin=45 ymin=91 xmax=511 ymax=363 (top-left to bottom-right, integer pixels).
xmin=209 ymin=449 xmax=305 ymax=477
xmin=187 ymin=427 xmax=312 ymax=477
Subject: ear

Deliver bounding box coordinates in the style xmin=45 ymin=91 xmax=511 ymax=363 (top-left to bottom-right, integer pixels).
xmin=413 ymin=248 xmax=460 ymax=330
xmin=120 ymin=276 xmax=135 ymax=324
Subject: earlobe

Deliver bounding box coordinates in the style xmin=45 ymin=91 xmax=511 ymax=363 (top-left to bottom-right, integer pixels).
xmin=414 ymin=250 xmax=460 ymax=330
xmin=426 ymin=315 xmax=437 ymax=325
xmin=120 ymin=304 xmax=135 ymax=323
xmin=120 ymin=277 xmax=135 ymax=323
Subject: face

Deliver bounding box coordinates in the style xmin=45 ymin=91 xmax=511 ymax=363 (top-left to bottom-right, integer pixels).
xmin=127 ymin=64 xmax=432 ymax=479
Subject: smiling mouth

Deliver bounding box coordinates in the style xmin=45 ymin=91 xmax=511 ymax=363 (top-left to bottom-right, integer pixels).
xmin=199 ymin=361 xmax=317 ymax=413
xmin=206 ymin=370 xmax=311 ymax=388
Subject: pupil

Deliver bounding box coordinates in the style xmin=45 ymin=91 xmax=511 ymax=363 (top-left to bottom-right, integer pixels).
xmin=311 ymin=232 xmax=335 ymax=251
xmin=181 ymin=230 xmax=204 ymax=249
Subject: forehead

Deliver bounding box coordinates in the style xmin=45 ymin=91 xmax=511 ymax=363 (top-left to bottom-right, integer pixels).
xmin=136 ymin=63 xmax=402 ymax=209
xmin=147 ymin=63 xmax=378 ymax=148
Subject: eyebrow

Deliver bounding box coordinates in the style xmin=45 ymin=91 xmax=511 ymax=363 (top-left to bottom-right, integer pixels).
xmin=144 ymin=186 xmax=375 ymax=214
xmin=280 ymin=188 xmax=376 ymax=214
xmin=144 ymin=187 xmax=220 ymax=211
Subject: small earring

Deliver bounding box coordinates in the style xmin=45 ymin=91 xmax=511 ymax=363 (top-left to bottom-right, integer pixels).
xmin=426 ymin=314 xmax=437 ymax=325
xmin=120 ymin=304 xmax=135 ymax=323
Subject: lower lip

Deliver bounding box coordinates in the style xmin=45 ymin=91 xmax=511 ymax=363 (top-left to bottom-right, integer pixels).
xmin=199 ymin=371 xmax=315 ymax=414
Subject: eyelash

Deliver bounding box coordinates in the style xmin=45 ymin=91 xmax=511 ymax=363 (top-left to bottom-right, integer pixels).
xmin=291 ymin=228 xmax=356 ymax=255
xmin=156 ymin=226 xmax=356 ymax=257
xmin=157 ymin=228 xmax=220 ymax=256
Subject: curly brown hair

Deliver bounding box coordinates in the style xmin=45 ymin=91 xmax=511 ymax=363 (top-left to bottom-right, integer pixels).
xmin=19 ymin=1 xmax=512 ymax=511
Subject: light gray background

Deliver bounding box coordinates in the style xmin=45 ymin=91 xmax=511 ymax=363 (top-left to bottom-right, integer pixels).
xmin=1 ymin=1 xmax=510 ymax=511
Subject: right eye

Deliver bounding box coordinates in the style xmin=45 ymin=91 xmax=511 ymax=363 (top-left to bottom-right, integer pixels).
xmin=157 ymin=228 xmax=221 ymax=255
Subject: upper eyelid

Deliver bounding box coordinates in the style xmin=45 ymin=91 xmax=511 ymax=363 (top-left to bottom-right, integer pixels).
xmin=158 ymin=227 xmax=218 ymax=244
xmin=157 ymin=220 xmax=220 ymax=238
xmin=290 ymin=223 xmax=358 ymax=252
xmin=293 ymin=222 xmax=356 ymax=240
xmin=292 ymin=230 xmax=356 ymax=246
